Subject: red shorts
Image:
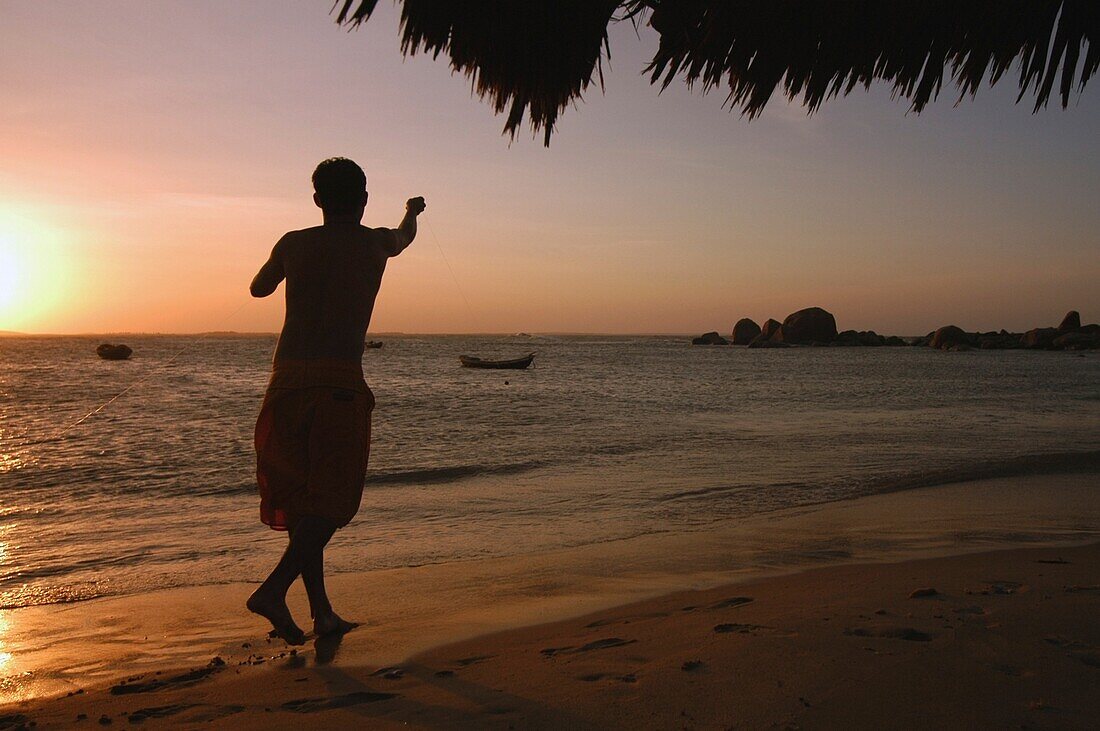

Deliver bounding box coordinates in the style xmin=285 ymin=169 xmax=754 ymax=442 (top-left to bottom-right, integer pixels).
xmin=254 ymin=359 xmax=375 ymax=531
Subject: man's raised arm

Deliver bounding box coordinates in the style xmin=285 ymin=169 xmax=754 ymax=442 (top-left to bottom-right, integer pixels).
xmin=386 ymin=196 xmax=426 ymax=257
xmin=250 ymin=236 xmax=287 ymax=297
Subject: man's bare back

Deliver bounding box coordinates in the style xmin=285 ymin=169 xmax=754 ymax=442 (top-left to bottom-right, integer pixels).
xmin=250 ymin=200 xmax=425 ymax=362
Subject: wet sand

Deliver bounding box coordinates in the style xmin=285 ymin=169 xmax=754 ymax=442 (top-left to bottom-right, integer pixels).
xmin=2 ymin=473 xmax=1099 ymax=728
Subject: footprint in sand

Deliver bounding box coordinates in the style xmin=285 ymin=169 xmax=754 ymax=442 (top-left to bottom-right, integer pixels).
xmin=110 ymin=664 xmax=223 ymax=696
xmin=973 ymin=581 xmax=1025 ymax=596
xmin=576 ymin=672 xmax=638 ymax=683
xmin=577 ymin=637 xmax=636 ymax=652
xmin=713 ymin=623 xmax=767 ymax=634
xmin=281 ymin=691 xmax=397 ymax=713
xmin=370 ymin=666 xmax=404 ymax=680
xmin=1043 ymin=636 xmax=1100 ymax=668
xmin=844 ymin=626 xmax=933 ymax=642
xmin=710 ymin=596 xmax=754 ymax=610
xmin=126 ymin=704 xmax=197 ymax=723
xmin=541 ymin=637 xmax=636 ymax=657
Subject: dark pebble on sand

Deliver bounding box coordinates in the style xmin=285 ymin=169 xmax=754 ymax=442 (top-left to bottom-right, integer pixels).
xmin=98 ymin=715 xmax=112 ymax=725
xmin=681 ymin=660 xmax=704 ymax=672
xmin=77 ymin=714 xmax=87 ymax=721
xmin=909 ymin=587 xmax=939 ymax=598
xmin=435 ymin=670 xmax=455 ymax=678
xmin=209 ymin=656 xmax=225 ymax=666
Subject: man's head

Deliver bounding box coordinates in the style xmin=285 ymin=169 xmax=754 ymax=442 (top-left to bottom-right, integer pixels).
xmin=312 ymin=157 xmax=367 ymax=218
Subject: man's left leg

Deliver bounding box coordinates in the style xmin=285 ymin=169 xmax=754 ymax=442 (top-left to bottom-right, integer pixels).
xmin=294 ymin=526 xmax=358 ymax=636
xmin=247 ymin=514 xmax=336 ymax=644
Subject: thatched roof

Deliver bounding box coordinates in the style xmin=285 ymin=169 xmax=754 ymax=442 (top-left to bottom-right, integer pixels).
xmin=334 ymin=1 xmax=1098 ymax=144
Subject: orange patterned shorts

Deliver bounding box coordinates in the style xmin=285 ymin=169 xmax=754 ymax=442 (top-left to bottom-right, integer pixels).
xmin=254 ymin=359 xmax=375 ymax=531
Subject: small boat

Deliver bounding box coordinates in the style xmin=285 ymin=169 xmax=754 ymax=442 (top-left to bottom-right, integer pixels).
xmin=364 ymin=340 xmax=384 ymax=349
xmin=459 ymin=353 xmax=535 ymax=370
xmin=96 ymin=343 xmax=132 ymax=361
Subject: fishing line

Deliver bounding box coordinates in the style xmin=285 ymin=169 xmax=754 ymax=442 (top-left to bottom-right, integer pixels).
xmin=425 ymin=217 xmax=476 ymax=322
xmin=29 ymin=298 xmax=255 ymax=446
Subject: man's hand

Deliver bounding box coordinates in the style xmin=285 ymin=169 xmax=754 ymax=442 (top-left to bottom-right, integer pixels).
xmin=390 ymin=197 xmax=425 ymax=256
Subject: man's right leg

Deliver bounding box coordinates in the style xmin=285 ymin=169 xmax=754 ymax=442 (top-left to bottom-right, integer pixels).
xmin=247 ymin=514 xmax=336 ymax=644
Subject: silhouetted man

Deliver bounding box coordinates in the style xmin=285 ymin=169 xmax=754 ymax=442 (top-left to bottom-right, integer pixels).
xmin=248 ymin=157 xmax=424 ymax=643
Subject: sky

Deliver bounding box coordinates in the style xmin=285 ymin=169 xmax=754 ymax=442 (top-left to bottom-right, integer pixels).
xmin=1 ymin=1 xmax=1097 ymax=335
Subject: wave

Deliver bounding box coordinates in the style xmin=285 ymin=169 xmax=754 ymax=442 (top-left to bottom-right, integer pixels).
xmin=659 ymin=450 xmax=1100 ymax=504
xmin=366 ymin=460 xmax=547 ymax=486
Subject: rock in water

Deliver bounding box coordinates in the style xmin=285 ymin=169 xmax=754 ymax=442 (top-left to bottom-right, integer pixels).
xmin=759 ymin=319 xmax=782 ymax=340
xmin=1052 ymin=332 xmax=1100 ymax=350
xmin=1057 ymin=310 xmax=1081 ymax=333
xmin=929 ymin=326 xmax=969 ymax=350
xmin=1021 ymin=327 xmax=1058 ymax=349
xmin=731 ymin=318 xmax=761 ymax=345
xmin=692 ymin=331 xmax=729 ymax=345
xmin=774 ymin=307 xmax=838 ymax=344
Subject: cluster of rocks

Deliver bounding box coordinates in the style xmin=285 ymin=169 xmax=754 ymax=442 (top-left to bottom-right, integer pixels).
xmin=692 ymin=308 xmax=1098 ymax=351
xmin=693 ymin=307 xmax=852 ymax=348
xmin=918 ymin=311 xmax=1099 ymax=351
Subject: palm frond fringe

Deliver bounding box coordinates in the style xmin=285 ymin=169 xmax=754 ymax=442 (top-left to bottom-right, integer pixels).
xmin=334 ymin=1 xmax=1098 ymax=144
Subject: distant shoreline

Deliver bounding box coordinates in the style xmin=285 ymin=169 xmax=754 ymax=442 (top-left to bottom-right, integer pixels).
xmin=0 ymin=330 xmax=957 ymax=339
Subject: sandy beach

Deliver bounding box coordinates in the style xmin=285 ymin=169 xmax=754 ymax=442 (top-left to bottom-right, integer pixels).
xmin=3 ymin=473 xmax=1098 ymax=729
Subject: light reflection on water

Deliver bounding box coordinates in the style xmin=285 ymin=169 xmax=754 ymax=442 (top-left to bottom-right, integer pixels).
xmin=0 ymin=425 xmax=29 ymax=474
xmin=0 ymin=334 xmax=1098 ymax=612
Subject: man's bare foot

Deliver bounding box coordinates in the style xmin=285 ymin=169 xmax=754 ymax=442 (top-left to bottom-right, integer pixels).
xmin=314 ymin=610 xmax=358 ymax=637
xmin=247 ymin=589 xmax=305 ymax=645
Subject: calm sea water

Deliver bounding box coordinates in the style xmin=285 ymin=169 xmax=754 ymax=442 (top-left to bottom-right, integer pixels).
xmin=1 ymin=335 xmax=1098 ymax=609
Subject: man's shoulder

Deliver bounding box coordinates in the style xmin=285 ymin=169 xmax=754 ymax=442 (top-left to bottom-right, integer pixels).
xmin=280 ymin=226 xmax=323 ymax=241
xmin=274 ymin=226 xmax=328 ymax=252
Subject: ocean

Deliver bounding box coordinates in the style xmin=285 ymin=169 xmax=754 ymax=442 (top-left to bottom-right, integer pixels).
xmin=1 ymin=335 xmax=1098 ymax=610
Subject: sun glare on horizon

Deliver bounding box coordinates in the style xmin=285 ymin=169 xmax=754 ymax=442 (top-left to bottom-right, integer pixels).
xmin=0 ymin=208 xmax=75 ymax=332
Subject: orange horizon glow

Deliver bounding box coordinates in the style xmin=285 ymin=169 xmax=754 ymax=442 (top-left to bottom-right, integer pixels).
xmin=1 ymin=3 xmax=1097 ymax=337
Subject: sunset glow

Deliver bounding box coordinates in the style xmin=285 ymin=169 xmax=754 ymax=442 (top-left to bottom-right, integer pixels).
xmin=1 ymin=2 xmax=1097 ymax=335
xmin=0 ymin=208 xmax=75 ymax=332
